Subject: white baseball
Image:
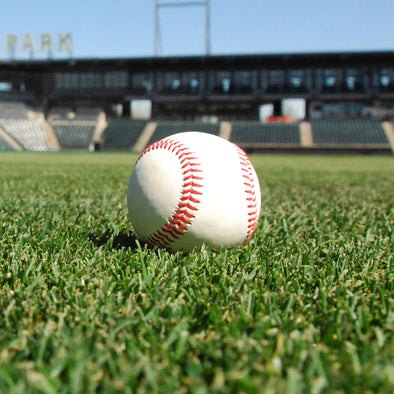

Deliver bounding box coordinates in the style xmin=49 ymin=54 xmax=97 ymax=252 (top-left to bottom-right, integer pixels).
xmin=127 ymin=131 xmax=261 ymax=252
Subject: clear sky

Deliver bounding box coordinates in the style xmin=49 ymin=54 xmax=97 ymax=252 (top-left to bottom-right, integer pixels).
xmin=0 ymin=0 xmax=393 ymax=60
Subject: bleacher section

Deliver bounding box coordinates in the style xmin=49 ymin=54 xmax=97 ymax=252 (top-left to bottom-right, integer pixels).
xmin=48 ymin=108 xmax=100 ymax=150
xmin=0 ymin=103 xmax=392 ymax=154
xmin=51 ymin=123 xmax=96 ymax=150
xmin=311 ymin=118 xmax=390 ymax=147
xmin=147 ymin=121 xmax=220 ymax=145
xmin=0 ymin=119 xmax=50 ymax=151
xmin=230 ymin=121 xmax=300 ymax=149
xmin=0 ymin=103 xmax=50 ymax=151
xmin=101 ymin=119 xmax=147 ymax=151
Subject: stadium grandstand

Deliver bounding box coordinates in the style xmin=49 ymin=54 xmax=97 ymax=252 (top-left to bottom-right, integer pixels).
xmin=0 ymin=51 xmax=393 ymax=154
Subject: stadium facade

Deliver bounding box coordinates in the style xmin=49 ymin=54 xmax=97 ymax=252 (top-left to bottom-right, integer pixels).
xmin=0 ymin=51 xmax=393 ymax=153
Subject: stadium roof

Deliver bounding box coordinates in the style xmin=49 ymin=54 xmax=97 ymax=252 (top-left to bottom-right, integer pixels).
xmin=1 ymin=50 xmax=393 ymax=71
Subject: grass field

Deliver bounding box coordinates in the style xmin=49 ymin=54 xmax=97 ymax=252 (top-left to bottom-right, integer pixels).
xmin=0 ymin=152 xmax=393 ymax=393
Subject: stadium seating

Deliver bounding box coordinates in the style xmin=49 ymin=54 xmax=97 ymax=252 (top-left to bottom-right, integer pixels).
xmin=51 ymin=123 xmax=96 ymax=150
xmin=148 ymin=121 xmax=220 ymax=145
xmin=311 ymin=118 xmax=390 ymax=146
xmin=101 ymin=119 xmax=147 ymax=151
xmin=0 ymin=102 xmax=50 ymax=151
xmin=230 ymin=121 xmax=300 ymax=147
xmin=0 ymin=100 xmax=391 ymax=153
xmin=48 ymin=108 xmax=100 ymax=150
xmin=0 ymin=119 xmax=50 ymax=151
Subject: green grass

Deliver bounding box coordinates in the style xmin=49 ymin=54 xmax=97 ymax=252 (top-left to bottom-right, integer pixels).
xmin=0 ymin=152 xmax=393 ymax=393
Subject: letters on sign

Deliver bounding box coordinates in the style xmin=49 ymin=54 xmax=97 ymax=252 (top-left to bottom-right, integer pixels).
xmin=6 ymin=33 xmax=72 ymax=57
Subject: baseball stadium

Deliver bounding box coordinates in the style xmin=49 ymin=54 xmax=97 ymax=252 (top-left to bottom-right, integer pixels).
xmin=0 ymin=1 xmax=393 ymax=393
xmin=0 ymin=51 xmax=393 ymax=154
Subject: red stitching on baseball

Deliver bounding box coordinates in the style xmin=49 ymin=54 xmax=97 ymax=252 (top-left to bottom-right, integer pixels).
xmin=235 ymin=145 xmax=259 ymax=243
xmin=137 ymin=137 xmax=203 ymax=249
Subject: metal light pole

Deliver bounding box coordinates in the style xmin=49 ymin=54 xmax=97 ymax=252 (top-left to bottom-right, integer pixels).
xmin=154 ymin=0 xmax=211 ymax=56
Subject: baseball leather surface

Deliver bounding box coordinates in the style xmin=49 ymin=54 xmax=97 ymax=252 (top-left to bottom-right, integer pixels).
xmin=127 ymin=131 xmax=261 ymax=252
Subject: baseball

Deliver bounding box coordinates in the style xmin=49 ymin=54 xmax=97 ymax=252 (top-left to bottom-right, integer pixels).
xmin=127 ymin=131 xmax=261 ymax=252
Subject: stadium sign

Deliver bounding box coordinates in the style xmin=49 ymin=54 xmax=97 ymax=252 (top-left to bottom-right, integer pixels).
xmin=6 ymin=33 xmax=72 ymax=57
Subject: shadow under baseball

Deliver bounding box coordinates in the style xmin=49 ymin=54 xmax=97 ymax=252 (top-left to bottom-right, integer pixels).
xmin=89 ymin=230 xmax=145 ymax=250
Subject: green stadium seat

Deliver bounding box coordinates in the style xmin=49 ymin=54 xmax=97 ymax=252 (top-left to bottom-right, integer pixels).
xmin=48 ymin=108 xmax=101 ymax=150
xmin=148 ymin=121 xmax=220 ymax=145
xmin=52 ymin=123 xmax=96 ymax=150
xmin=101 ymin=119 xmax=147 ymax=151
xmin=230 ymin=121 xmax=300 ymax=145
xmin=311 ymin=118 xmax=389 ymax=145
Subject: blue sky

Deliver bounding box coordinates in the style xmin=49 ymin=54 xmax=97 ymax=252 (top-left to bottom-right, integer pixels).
xmin=0 ymin=0 xmax=393 ymax=59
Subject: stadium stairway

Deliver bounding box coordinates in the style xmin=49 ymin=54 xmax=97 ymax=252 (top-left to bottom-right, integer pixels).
xmin=132 ymin=122 xmax=158 ymax=152
xmin=91 ymin=112 xmax=108 ymax=150
xmin=0 ymin=125 xmax=23 ymax=151
xmin=219 ymin=121 xmax=232 ymax=140
xmin=40 ymin=113 xmax=61 ymax=151
xmin=382 ymin=121 xmax=394 ymax=152
xmin=300 ymin=121 xmax=313 ymax=147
